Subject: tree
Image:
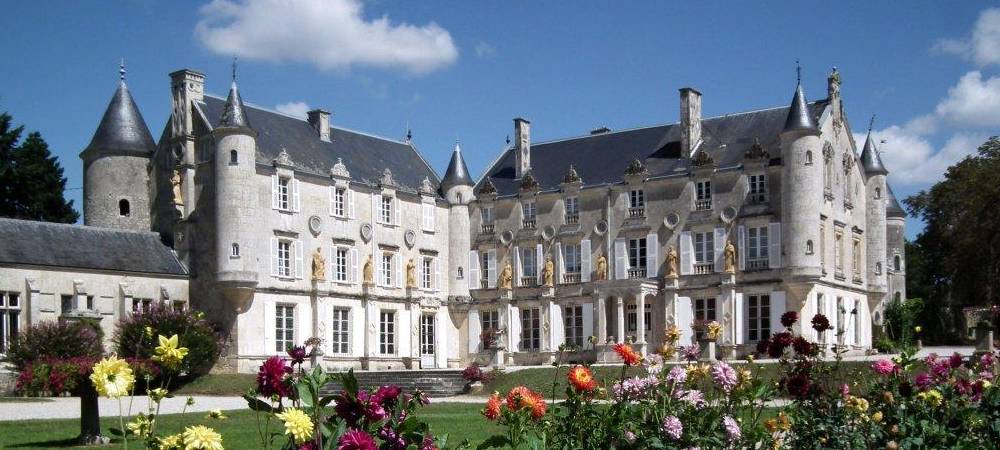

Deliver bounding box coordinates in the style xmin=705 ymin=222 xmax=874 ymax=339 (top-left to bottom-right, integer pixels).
xmin=0 ymin=112 xmax=79 ymax=223
xmin=905 ymin=136 xmax=1000 ymax=342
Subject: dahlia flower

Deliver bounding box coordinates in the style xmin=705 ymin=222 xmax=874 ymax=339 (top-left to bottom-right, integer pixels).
xmin=662 ymin=415 xmax=683 ymax=440
xmin=337 ymin=429 xmax=377 ymax=450
xmin=723 ymin=415 xmax=741 ymax=441
xmin=182 ymin=425 xmax=224 ymax=450
xmin=712 ymin=361 xmax=738 ymax=393
xmin=567 ymin=365 xmax=597 ymax=392
xmin=482 ymin=392 xmax=502 ymax=420
xmin=257 ymin=356 xmax=293 ymax=398
xmin=612 ymin=342 xmax=643 ymax=366
xmin=276 ymin=408 xmax=314 ymax=444
xmin=90 ymin=355 xmax=135 ymax=399
xmin=152 ymin=334 xmax=189 ymax=370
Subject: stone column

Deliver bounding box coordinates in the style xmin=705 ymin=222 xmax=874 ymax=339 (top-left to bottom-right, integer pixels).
xmin=616 ymin=296 xmax=625 ymax=343
xmin=595 ymin=296 xmax=608 ymax=343
xmin=635 ymin=291 xmax=647 ymax=354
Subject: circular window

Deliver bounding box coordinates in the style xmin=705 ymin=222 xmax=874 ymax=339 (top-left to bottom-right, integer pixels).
xmin=663 ymin=212 xmax=681 ymax=229
xmin=594 ymin=220 xmax=609 ymax=236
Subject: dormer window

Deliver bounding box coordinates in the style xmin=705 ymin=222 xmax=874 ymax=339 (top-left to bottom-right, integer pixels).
xmin=695 ymin=180 xmax=712 ymax=210
xmin=748 ymin=174 xmax=768 ymax=204
xmin=564 ymin=197 xmax=579 ymax=224
xmin=629 ymin=189 xmax=645 ymax=217
xmin=381 ymin=196 xmax=393 ymax=224
xmin=522 ymin=200 xmax=536 ymax=229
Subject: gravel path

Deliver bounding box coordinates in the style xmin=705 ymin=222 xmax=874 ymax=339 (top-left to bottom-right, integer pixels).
xmin=0 ymin=395 xmax=248 ymax=422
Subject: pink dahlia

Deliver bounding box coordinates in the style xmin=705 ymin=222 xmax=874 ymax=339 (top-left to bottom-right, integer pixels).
xmin=257 ymin=356 xmax=293 ymax=398
xmin=871 ymin=359 xmax=897 ymax=376
xmin=337 ymin=429 xmax=377 ymax=450
xmin=712 ymin=361 xmax=738 ymax=393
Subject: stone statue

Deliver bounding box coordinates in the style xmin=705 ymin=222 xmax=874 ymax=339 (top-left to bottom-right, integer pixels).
xmin=542 ymin=256 xmax=555 ymax=287
xmin=596 ymin=254 xmax=608 ymax=281
xmin=406 ymin=258 xmax=417 ymax=288
xmin=311 ymin=247 xmax=326 ymax=281
xmin=170 ymin=170 xmax=183 ymax=206
xmin=724 ymin=240 xmax=737 ymax=273
xmin=665 ymin=246 xmax=679 ymax=278
xmin=362 ymin=254 xmax=374 ymax=286
xmin=499 ymin=261 xmax=513 ymax=290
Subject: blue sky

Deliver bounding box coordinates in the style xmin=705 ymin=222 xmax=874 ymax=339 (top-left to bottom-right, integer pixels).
xmin=3 ymin=1 xmax=999 ymax=239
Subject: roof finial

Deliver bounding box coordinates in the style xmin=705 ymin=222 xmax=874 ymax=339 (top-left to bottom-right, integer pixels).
xmin=231 ymin=56 xmax=237 ymax=83
xmin=505 ymin=134 xmax=511 ymax=146
xmin=405 ymin=120 xmax=412 ymax=142
xmin=868 ymin=114 xmax=876 ymax=134
xmin=119 ymin=58 xmax=126 ymax=82
xmin=796 ymin=59 xmax=801 ymax=84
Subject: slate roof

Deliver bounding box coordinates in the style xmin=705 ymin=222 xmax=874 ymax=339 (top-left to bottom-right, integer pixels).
xmin=783 ymin=83 xmax=819 ymax=134
xmin=859 ymin=132 xmax=889 ymax=175
xmin=218 ymin=82 xmax=251 ymax=129
xmin=200 ymin=96 xmax=440 ymax=194
xmin=82 ymin=81 xmax=156 ymax=157
xmin=477 ymin=100 xmax=829 ymax=196
xmin=0 ymin=218 xmax=187 ymax=275
xmin=440 ymin=143 xmax=475 ymax=193
xmin=886 ymin=185 xmax=906 ymax=218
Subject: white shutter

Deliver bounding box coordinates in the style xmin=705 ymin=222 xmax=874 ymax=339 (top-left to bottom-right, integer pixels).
xmin=395 ymin=254 xmax=403 ymax=288
xmin=680 ymin=232 xmax=693 ymax=275
xmin=292 ymin=179 xmax=301 ymax=213
xmin=714 ymin=227 xmax=726 ymax=272
xmin=550 ymin=302 xmax=563 ymax=349
xmin=376 ymin=253 xmax=385 ymax=287
xmin=580 ymin=239 xmax=592 ymax=282
xmin=770 ymin=291 xmax=787 ymax=333
xmin=487 ymin=250 xmax=497 ymax=288
xmin=581 ymin=303 xmax=594 ymax=349
xmin=508 ymin=305 xmax=521 ymax=351
xmin=270 ymin=237 xmax=279 ymax=277
xmin=264 ymin=301 xmax=276 ymax=355
xmin=614 ymin=238 xmax=627 ymax=280
xmin=469 ymin=250 xmax=480 ymax=290
xmin=393 ymin=197 xmax=401 ymax=226
xmin=735 ymin=293 xmax=745 ymax=344
xmin=348 ymin=189 xmax=356 ymax=219
xmin=294 ymin=240 xmax=304 ymax=279
xmin=468 ymin=308 xmax=481 ymax=354
xmin=350 ymin=248 xmax=359 ymax=284
xmin=271 ymin=175 xmax=279 ymax=210
xmin=646 ymin=233 xmax=658 ymax=277
xmin=737 ymin=225 xmax=746 ymax=271
xmin=513 ymin=246 xmax=522 ymax=286
xmin=329 ymin=186 xmax=336 ymax=216
xmin=421 ymin=203 xmax=431 ymax=231
xmin=768 ymin=222 xmax=782 ymax=268
xmin=675 ymin=297 xmax=694 ymax=346
xmin=373 ymin=194 xmax=381 ymax=224
xmin=433 ymin=258 xmax=440 ymax=291
xmin=536 ymin=244 xmax=544 ymax=279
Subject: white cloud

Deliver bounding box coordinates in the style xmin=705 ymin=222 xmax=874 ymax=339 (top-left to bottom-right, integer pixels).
xmin=474 ymin=41 xmax=495 ymax=58
xmin=933 ymin=8 xmax=1000 ymax=66
xmin=275 ymin=101 xmax=311 ymax=118
xmin=855 ymin=128 xmax=986 ymax=188
xmin=934 ymin=71 xmax=1000 ymax=128
xmin=195 ymin=0 xmax=459 ymax=75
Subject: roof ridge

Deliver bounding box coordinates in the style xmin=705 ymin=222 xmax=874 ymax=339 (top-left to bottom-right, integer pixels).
xmin=0 ymin=218 xmax=162 ymax=237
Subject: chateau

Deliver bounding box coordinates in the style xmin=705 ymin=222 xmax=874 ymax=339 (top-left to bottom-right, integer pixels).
xmin=0 ymin=65 xmax=906 ymax=372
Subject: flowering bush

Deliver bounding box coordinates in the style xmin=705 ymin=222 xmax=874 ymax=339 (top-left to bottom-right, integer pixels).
xmin=461 ymin=363 xmax=494 ymax=383
xmin=113 ymin=305 xmax=220 ymax=377
xmin=5 ymin=319 xmax=103 ymax=370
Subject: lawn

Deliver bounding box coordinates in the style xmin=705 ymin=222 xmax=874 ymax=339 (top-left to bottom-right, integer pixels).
xmin=0 ymin=402 xmax=499 ymax=449
xmin=171 ymin=373 xmax=257 ymax=396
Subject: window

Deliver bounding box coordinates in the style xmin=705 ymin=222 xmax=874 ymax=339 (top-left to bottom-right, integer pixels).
xmin=834 ymin=231 xmax=844 ymax=273
xmin=86 ymin=295 xmax=94 ymax=310
xmin=522 ymin=200 xmax=536 ymax=228
xmin=824 ymin=152 xmax=834 ymax=193
xmin=805 ymin=150 xmax=813 ymax=165
xmin=629 ymin=189 xmax=645 ymax=217
xmin=820 ymin=223 xmax=826 ymax=271
xmin=331 ymin=308 xmax=350 ymax=354
xmin=379 ymin=311 xmax=396 ymax=354
xmin=172 ymin=301 xmax=186 ymax=312
xmin=481 ymin=310 xmax=500 ymax=348
xmin=420 ymin=314 xmax=435 ymax=355
xmin=275 ymin=304 xmax=295 ymax=352
xmin=481 ymin=207 xmax=494 ymax=224
xmin=625 ymin=303 xmax=652 ymax=336
xmin=381 ymin=252 xmax=394 ymax=286
xmin=628 ymin=238 xmax=647 ymax=278
xmin=422 ymin=257 xmax=433 ymax=290
xmin=565 ymin=197 xmax=579 ymax=224
xmin=277 ymin=177 xmax=290 ymax=211
xmin=61 ymin=295 xmax=73 ymax=314
xmin=853 ymin=299 xmax=862 ymax=345
xmin=746 ymin=226 xmax=769 ymax=269
xmin=521 ymin=247 xmax=537 ymax=279
xmin=231 ymin=243 xmax=240 ymax=258
xmin=381 ymin=196 xmax=393 ymax=224
xmin=334 ymin=188 xmax=347 ymax=217
xmin=481 ymin=252 xmax=492 ymax=288
xmin=520 ymin=308 xmax=540 ymax=351
xmin=694 ymin=231 xmax=715 ymax=272
xmin=132 ymin=298 xmax=152 ymax=314
xmin=694 ymin=298 xmax=717 ymax=321
xmin=852 ymin=238 xmax=862 ymax=276
xmin=277 ymin=241 xmax=292 ymax=278
xmin=748 ymin=174 xmax=768 ymax=203
xmin=422 ymin=202 xmax=436 ymax=232
xmin=564 ymin=244 xmax=581 ymax=277
xmin=0 ymin=292 xmax=20 ymax=354
xmin=893 ymin=255 xmax=901 ymax=271
xmin=564 ymin=305 xmax=585 ymax=348
xmin=119 ymin=199 xmax=130 ymax=217
xmin=806 ymin=240 xmax=814 ymax=255
xmin=747 ymin=294 xmax=771 ymax=342
xmin=875 ymin=262 xmax=882 ymax=275
xmin=874 ymin=187 xmax=882 ymax=199
xmin=695 ymin=180 xmax=712 ymax=210
xmin=229 ymin=149 xmax=238 ymax=165
xmin=335 ymin=247 xmax=349 ymax=282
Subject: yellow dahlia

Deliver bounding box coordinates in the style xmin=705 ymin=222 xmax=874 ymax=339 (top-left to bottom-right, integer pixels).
xmin=275 ymin=408 xmax=314 ymax=444
xmin=90 ymin=355 xmax=135 ymax=399
xmin=126 ymin=413 xmax=153 ymax=437
xmin=158 ymin=433 xmax=183 ymax=450
xmin=182 ymin=425 xmax=223 ymax=450
xmin=149 ymin=387 xmax=169 ymax=403
xmin=153 ymin=334 xmax=189 ymax=370
xmin=205 ymin=409 xmax=227 ymax=420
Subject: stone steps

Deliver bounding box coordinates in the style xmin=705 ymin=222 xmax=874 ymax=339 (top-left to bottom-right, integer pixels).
xmin=321 ymin=369 xmax=468 ymax=397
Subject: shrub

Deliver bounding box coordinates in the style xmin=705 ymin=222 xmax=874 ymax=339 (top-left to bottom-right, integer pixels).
xmin=112 ymin=305 xmax=220 ymax=376
xmin=4 ymin=319 xmax=103 ymax=370
xmin=462 ymin=363 xmax=494 ymax=383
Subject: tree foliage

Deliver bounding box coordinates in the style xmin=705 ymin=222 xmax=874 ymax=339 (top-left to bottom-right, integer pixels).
xmin=0 ymin=112 xmax=79 ymax=223
xmin=905 ymin=136 xmax=1000 ymax=341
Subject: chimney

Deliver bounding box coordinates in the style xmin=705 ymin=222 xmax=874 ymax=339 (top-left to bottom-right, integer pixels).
xmin=590 ymin=126 xmax=611 ymax=135
xmin=307 ymin=109 xmax=331 ymax=142
xmin=679 ymin=87 xmax=702 ymax=157
xmin=514 ymin=117 xmax=531 ymax=178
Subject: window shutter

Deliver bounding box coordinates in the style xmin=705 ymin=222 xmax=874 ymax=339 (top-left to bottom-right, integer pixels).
xmin=737 ymin=225 xmax=746 ymax=271
xmin=421 ymin=203 xmax=430 ymax=231
xmin=768 ymin=222 xmax=782 ymax=268
xmin=433 ymin=258 xmax=440 ymax=291
xmin=734 ymin=293 xmax=745 ymax=344
xmin=264 ymin=301 xmax=276 ymax=354
xmin=328 ymin=186 xmax=335 ymax=216
xmin=376 ymin=253 xmax=385 ymax=287
xmin=614 ymin=238 xmax=627 ymax=280
xmin=395 ymin=254 xmax=403 ymax=288
xmin=468 ymin=308 xmax=481 ymax=354
xmin=513 ymin=246 xmax=521 ymax=286
xmin=350 ymin=248 xmax=359 ymax=284
xmin=714 ymin=227 xmax=726 ymax=272
xmin=373 ymin=194 xmax=380 ymax=224
xmin=581 ymin=303 xmax=594 ymax=349
xmin=549 ymin=302 xmax=563 ymax=349
xmin=675 ymin=296 xmax=694 ymax=345
xmin=394 ymin=197 xmax=401 ymax=226
xmin=680 ymin=231 xmax=693 ymax=275
xmin=270 ymin=237 xmax=278 ymax=277
xmin=646 ymin=232 xmax=658 ymax=277
xmin=555 ymin=242 xmax=563 ymax=284
xmin=536 ymin=244 xmax=543 ymax=280
xmin=769 ymin=291 xmax=787 ymax=334
xmin=292 ymin=179 xmax=301 ymax=212
xmin=429 ymin=204 xmax=435 ymax=231
xmin=294 ymin=240 xmax=304 ymax=279
xmin=348 ymin=189 xmax=356 ymax=219
xmin=507 ymin=305 xmax=521 ymax=351
xmin=468 ymin=250 xmax=480 ymax=290
xmin=487 ymin=250 xmax=497 ymax=288
xmin=271 ymin=175 xmax=279 ymax=210
xmin=580 ymin=239 xmax=591 ymax=282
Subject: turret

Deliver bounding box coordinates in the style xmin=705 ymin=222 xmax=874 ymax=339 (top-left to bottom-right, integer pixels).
xmin=779 ymin=71 xmax=823 ymax=279
xmin=212 ymin=72 xmax=259 ymax=298
xmin=441 ymin=142 xmax=475 ymax=299
xmin=860 ymin=129 xmax=888 ymax=295
xmin=885 ymin=186 xmax=906 ymax=304
xmin=81 ymin=63 xmax=155 ymax=231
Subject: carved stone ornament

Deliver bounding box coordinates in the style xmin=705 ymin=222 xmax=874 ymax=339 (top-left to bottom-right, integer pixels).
xmin=419 ymin=177 xmax=435 ymax=195
xmin=520 ymin=173 xmax=540 ymax=192
xmin=624 ymin=159 xmax=647 ymax=176
xmin=360 ymin=222 xmax=373 ymax=242
xmin=594 ymin=220 xmax=609 ymax=236
xmin=380 ymin=168 xmax=396 ymax=187
xmin=663 ymin=212 xmax=681 ymax=229
xmin=500 ymin=230 xmax=514 ymax=245
xmin=823 ymin=142 xmax=835 ymax=162
xmin=273 ymin=146 xmax=294 ymax=167
xmin=404 ymin=229 xmax=416 ymax=248
xmin=562 ymin=164 xmax=582 ymax=184
xmin=721 ymin=206 xmax=738 ymax=223
xmin=542 ymin=225 xmax=556 ymax=241
xmin=330 ymin=157 xmax=351 ymax=178
xmin=843 ymin=152 xmax=854 ymax=173
xmin=691 ymin=149 xmax=714 ymax=167
xmin=479 ymin=177 xmax=497 ymax=195
xmin=744 ymin=138 xmax=769 ymax=160
xmin=308 ymin=215 xmax=323 ymax=236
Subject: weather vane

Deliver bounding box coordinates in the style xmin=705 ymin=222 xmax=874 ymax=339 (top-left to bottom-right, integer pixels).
xmin=232 ymin=57 xmax=238 ymax=82
xmin=796 ymin=59 xmax=801 ymax=84
xmin=119 ymin=58 xmax=126 ymax=82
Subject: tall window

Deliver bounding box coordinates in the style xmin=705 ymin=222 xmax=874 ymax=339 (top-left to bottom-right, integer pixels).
xmin=420 ymin=314 xmax=435 ymax=355
xmin=119 ymin=199 xmax=130 ymax=217
xmin=380 ymin=196 xmax=393 ymax=224
xmin=277 ymin=241 xmax=292 ymax=278
xmin=625 ymin=303 xmax=652 ymax=337
xmin=852 ymin=238 xmax=862 ymax=276
xmin=381 ymin=252 xmax=393 ymax=286
xmin=229 ymin=149 xmax=238 ymax=165
xmin=824 ymin=153 xmax=834 ymax=192
xmin=694 ymin=298 xmax=717 ymax=321
xmin=565 ymin=197 xmax=579 ymax=224
xmin=745 ymin=226 xmax=769 ymax=269
xmin=481 ymin=310 xmax=500 ymax=348
xmin=834 ymin=231 xmax=844 ymax=273
xmin=853 ymin=299 xmax=862 ymax=344
xmin=379 ymin=311 xmax=395 ymax=354
xmin=132 ymin=298 xmax=152 ymax=314
xmin=481 ymin=206 xmax=493 ymax=224
xmin=820 ymin=223 xmax=826 ymax=271
xmin=747 ymin=294 xmax=771 ymax=342
xmin=275 ymin=304 xmax=295 ymax=352
xmin=564 ymin=244 xmax=581 ymax=276
xmin=331 ymin=308 xmax=350 ymax=354
xmin=893 ymin=255 xmax=901 ymax=271
xmin=628 ymin=238 xmax=648 ymax=273
xmin=520 ymin=308 xmax=540 ymax=351
xmin=334 ymin=187 xmax=347 ymax=217
xmin=694 ymin=231 xmax=715 ymax=271
xmin=481 ymin=252 xmax=492 ymax=287
xmin=521 ymin=247 xmax=537 ymax=280
xmin=748 ymin=174 xmax=767 ymax=203
xmin=61 ymin=295 xmax=73 ymax=314
xmin=629 ymin=189 xmax=645 ymax=217
xmin=695 ymin=180 xmax=712 ymax=210
xmin=522 ymin=200 xmax=536 ymax=228
xmin=278 ymin=177 xmax=290 ymax=210
xmin=564 ymin=305 xmax=584 ymax=348
xmin=422 ymin=257 xmax=434 ymax=290
xmin=335 ymin=247 xmax=349 ymax=282
xmin=0 ymin=292 xmax=20 ymax=354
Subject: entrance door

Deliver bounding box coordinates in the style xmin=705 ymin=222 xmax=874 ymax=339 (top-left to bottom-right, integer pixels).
xmin=419 ymin=313 xmax=436 ymax=368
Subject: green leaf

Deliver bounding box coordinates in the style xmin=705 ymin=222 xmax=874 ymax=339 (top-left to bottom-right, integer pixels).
xmin=475 ymin=435 xmax=511 ymax=450
xmin=108 ymin=427 xmax=124 ymax=437
xmin=297 ymin=382 xmax=315 ymax=409
xmin=243 ymin=393 xmax=276 ymax=413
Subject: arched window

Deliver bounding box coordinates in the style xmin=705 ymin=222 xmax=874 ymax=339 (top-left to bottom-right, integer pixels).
xmin=805 ymin=150 xmax=813 ymax=165
xmin=893 ymin=255 xmax=901 ymax=271
xmin=230 ymin=149 xmax=238 ymax=165
xmin=119 ymin=199 xmax=130 ymax=217
xmin=894 ymin=291 xmax=901 ymax=302
xmin=806 ymin=240 xmax=814 ymax=255
xmin=875 ymin=262 xmax=882 ymax=275
xmin=457 ymin=267 xmax=464 ymax=280
xmin=231 ymin=243 xmax=240 ymax=258
xmin=875 ymin=187 xmax=881 ymax=199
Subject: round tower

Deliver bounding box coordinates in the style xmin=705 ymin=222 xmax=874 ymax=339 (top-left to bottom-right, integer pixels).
xmin=860 ymin=130 xmax=888 ymax=296
xmin=212 ymin=76 xmax=259 ymax=298
xmin=440 ymin=142 xmax=475 ymax=299
xmin=779 ymin=76 xmax=823 ymax=279
xmin=81 ymin=64 xmax=155 ymax=231
xmin=885 ymin=186 xmax=907 ymax=304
